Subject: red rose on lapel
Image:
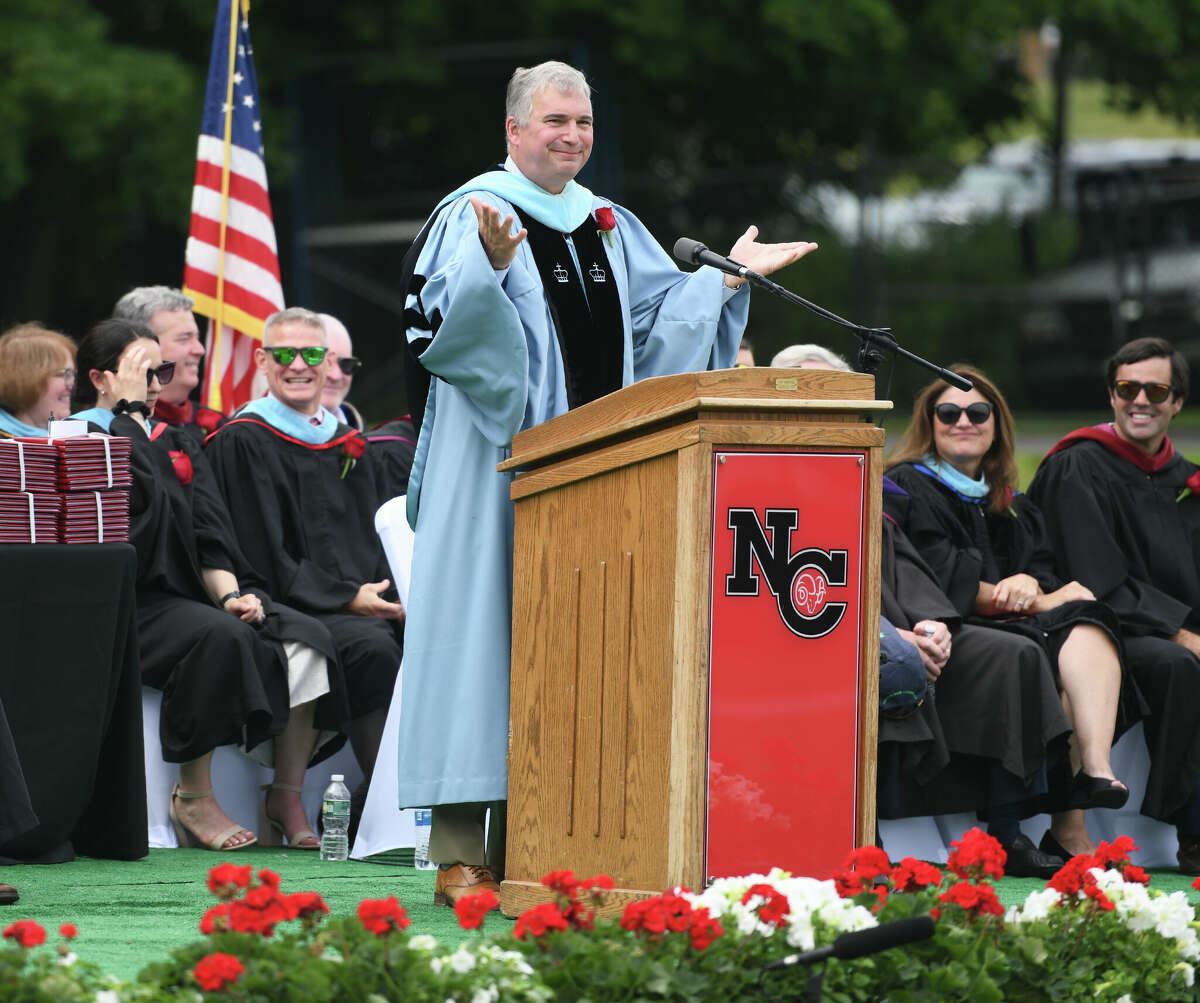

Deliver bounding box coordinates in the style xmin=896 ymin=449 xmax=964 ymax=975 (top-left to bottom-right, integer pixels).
xmin=594 ymin=207 xmax=616 ymax=231
xmin=168 ymin=449 xmax=193 ymax=486
xmin=343 ymin=433 xmax=367 ymax=460
xmin=1177 ymin=470 xmax=1200 ymax=503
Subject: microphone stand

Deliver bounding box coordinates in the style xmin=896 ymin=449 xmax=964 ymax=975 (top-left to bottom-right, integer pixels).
xmin=732 ymin=265 xmax=971 ymax=392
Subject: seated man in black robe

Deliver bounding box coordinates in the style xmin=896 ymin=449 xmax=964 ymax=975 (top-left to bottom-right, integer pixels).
xmin=113 ymin=287 xmax=226 ymax=442
xmin=1029 ymin=336 xmax=1200 ymax=873
xmin=205 ymin=307 xmax=404 ymax=827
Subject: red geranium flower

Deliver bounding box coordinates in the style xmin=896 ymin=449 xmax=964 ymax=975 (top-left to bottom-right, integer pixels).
xmin=890 ymin=857 xmax=944 ymax=893
xmin=58 ymin=923 xmax=77 ymax=940
xmin=832 ymin=845 xmax=892 ymax=898
xmin=3 ymin=920 xmax=45 ymax=948
xmin=357 ymin=896 xmax=411 ymax=936
xmin=594 ymin=207 xmax=617 ymax=231
xmin=689 ymin=908 xmax=724 ymax=951
xmin=541 ymin=870 xmax=579 ymax=898
xmin=513 ymin=901 xmax=569 ymax=940
xmin=207 ymin=863 xmax=253 ymax=898
xmin=193 ymin=952 xmax=245 ymax=992
xmin=454 ymin=889 xmax=499 ymax=930
xmin=740 ymin=883 xmax=791 ymax=927
xmin=200 ymin=903 xmax=230 ymax=935
xmin=340 ymin=432 xmax=366 ymax=478
xmin=168 ymin=448 xmax=193 ymax=485
xmin=938 ymin=880 xmax=1004 ymax=918
xmin=288 ymin=892 xmax=329 ymax=922
xmin=946 ymin=827 xmax=1006 ymax=881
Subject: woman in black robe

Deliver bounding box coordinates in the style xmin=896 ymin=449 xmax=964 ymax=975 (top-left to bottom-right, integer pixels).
xmin=71 ymin=319 xmax=350 ymax=851
xmin=885 ymin=364 xmax=1140 ymax=862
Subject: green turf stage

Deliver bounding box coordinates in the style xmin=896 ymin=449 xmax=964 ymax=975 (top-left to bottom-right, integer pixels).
xmin=2 ymin=849 xmax=1199 ymax=983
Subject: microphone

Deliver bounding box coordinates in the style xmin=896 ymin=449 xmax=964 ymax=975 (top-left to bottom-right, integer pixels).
xmin=672 ymin=237 xmax=756 ymax=281
xmin=763 ymin=915 xmax=935 ymax=970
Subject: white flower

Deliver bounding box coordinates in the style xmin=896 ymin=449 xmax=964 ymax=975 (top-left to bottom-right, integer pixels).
xmin=57 ymin=951 xmax=78 ymax=966
xmin=95 ymin=992 xmax=122 ymax=1003
xmin=408 ymin=934 xmax=438 ymax=951
xmin=1008 ymin=887 xmax=1061 ymax=925
xmin=1114 ymin=996 xmax=1134 ymax=1003
xmin=470 ymin=986 xmax=500 ymax=1003
xmin=445 ymin=946 xmax=476 ymax=974
xmin=1173 ymin=961 xmax=1195 ymax=987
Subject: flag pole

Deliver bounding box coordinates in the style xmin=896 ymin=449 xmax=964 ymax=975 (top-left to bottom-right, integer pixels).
xmin=211 ymin=0 xmax=242 ymax=413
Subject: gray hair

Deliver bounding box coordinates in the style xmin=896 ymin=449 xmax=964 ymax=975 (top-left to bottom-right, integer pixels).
xmin=263 ymin=307 xmax=326 ymax=345
xmin=113 ymin=286 xmax=194 ymax=325
xmin=770 ymin=343 xmax=851 ymax=371
xmin=505 ymin=61 xmax=590 ymax=134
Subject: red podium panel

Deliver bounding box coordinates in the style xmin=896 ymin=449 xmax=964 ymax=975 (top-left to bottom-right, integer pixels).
xmin=707 ymin=450 xmax=866 ymax=880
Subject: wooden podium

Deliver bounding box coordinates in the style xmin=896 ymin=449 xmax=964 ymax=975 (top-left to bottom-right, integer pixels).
xmin=497 ymin=368 xmax=890 ymax=917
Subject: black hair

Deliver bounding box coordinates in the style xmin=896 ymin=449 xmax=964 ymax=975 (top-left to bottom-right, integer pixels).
xmin=1105 ymin=337 xmax=1189 ymax=402
xmin=71 ymin=318 xmax=158 ymax=412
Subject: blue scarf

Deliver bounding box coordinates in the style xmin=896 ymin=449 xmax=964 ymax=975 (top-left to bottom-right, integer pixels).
xmin=0 ymin=407 xmax=49 ymax=438
xmin=69 ymin=407 xmax=115 ymax=433
xmin=435 ymin=156 xmax=596 ymax=234
xmin=918 ymin=452 xmax=990 ymax=502
xmin=238 ymin=394 xmax=338 ymax=445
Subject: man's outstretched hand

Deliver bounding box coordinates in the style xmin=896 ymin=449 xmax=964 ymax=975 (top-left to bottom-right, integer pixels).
xmin=471 ymin=196 xmax=528 ymax=270
xmin=724 ymin=225 xmax=818 ymax=288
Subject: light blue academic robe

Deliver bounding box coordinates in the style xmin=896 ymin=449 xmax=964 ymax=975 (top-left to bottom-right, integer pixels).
xmin=395 ymin=183 xmax=750 ymax=809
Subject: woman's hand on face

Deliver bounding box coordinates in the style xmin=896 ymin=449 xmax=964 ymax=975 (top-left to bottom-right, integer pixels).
xmin=99 ymin=343 xmax=151 ymax=406
xmin=991 ymin=572 xmax=1040 ymax=613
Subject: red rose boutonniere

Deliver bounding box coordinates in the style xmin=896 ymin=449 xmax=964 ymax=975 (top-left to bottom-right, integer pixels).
xmin=341 ymin=432 xmax=366 ymax=479
xmin=594 ymin=206 xmax=616 ymax=247
xmin=168 ymin=449 xmax=193 ymax=486
xmin=1177 ymin=471 xmax=1200 ymax=502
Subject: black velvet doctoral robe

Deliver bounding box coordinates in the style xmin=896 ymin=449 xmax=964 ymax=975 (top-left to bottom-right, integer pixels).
xmin=365 ymin=415 xmax=417 ymax=502
xmin=1029 ymin=437 xmax=1200 ymax=821
xmin=877 ymin=516 xmax=1071 ymax=819
xmin=116 ymin=415 xmax=350 ymax=762
xmin=884 ymin=461 xmax=1141 ymax=731
xmin=203 ymin=416 xmax=402 ymax=718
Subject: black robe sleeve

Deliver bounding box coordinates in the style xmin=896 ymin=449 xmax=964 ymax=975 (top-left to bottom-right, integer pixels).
xmin=880 ymin=517 xmax=962 ymax=630
xmin=884 ymin=464 xmax=983 ymax=617
xmin=1028 ymin=445 xmax=1193 ymax=636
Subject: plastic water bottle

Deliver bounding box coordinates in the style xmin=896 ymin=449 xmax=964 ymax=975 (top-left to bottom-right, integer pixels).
xmin=413 ymin=808 xmax=436 ymax=870
xmin=320 ymin=774 xmax=351 ymax=861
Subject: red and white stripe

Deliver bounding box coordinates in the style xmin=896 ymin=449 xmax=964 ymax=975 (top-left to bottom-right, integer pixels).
xmin=184 ymin=133 xmax=284 ymax=413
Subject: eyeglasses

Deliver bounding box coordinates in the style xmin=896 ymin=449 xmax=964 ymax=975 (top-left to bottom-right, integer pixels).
xmin=268 ymin=346 xmax=328 ymax=367
xmin=148 ymin=362 xmax=175 ymax=387
xmin=336 ymin=356 xmax=362 ymax=376
xmin=1112 ymin=379 xmax=1174 ymax=404
xmin=55 ymin=368 xmax=76 ymax=385
xmin=933 ymin=401 xmax=993 ymax=425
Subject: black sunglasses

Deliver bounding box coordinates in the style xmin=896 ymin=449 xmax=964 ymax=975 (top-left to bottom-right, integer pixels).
xmin=336 ymin=356 xmax=362 ymax=376
xmin=1112 ymin=379 xmax=1174 ymax=404
xmin=933 ymin=401 xmax=993 ymax=426
xmin=148 ymin=362 xmax=175 ymax=387
xmin=268 ymin=346 xmax=327 ymax=367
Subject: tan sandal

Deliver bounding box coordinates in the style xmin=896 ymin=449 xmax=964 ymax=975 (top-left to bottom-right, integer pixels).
xmin=258 ymin=783 xmax=320 ymax=850
xmin=169 ymin=784 xmax=257 ymax=850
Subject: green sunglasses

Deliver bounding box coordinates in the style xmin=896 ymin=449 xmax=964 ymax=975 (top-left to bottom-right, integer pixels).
xmin=268 ymin=345 xmax=327 ymax=367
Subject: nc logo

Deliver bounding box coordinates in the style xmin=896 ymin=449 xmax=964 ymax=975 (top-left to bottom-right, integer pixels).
xmin=725 ymin=508 xmax=849 ymax=638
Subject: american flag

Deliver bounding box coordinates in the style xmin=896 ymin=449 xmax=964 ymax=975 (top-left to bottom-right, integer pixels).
xmin=183 ymin=0 xmax=284 ymax=414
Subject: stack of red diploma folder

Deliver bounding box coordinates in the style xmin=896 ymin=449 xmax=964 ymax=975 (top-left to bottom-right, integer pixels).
xmin=0 ymin=435 xmax=131 ymax=543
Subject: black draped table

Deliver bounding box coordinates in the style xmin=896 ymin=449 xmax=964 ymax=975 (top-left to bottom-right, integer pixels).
xmin=0 ymin=543 xmax=147 ymax=863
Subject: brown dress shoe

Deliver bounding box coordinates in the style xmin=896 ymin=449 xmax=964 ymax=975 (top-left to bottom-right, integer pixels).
xmin=0 ymin=884 xmax=17 ymax=905
xmin=433 ymin=863 xmax=501 ymax=907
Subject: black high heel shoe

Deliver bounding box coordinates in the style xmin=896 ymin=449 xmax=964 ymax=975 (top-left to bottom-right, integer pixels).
xmin=1038 ymin=830 xmax=1077 ymax=863
xmin=1070 ymin=772 xmax=1130 ymax=811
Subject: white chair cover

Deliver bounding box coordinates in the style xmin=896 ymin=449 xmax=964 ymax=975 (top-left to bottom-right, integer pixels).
xmin=879 ymin=724 xmax=1179 ymax=867
xmin=349 ymin=495 xmax=417 ymax=859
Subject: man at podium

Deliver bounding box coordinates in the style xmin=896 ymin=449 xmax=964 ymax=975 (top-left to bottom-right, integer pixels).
xmin=395 ymin=58 xmax=817 ymax=907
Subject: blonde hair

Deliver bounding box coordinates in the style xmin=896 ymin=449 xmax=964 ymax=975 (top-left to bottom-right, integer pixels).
xmin=0 ymin=324 xmax=76 ymax=415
